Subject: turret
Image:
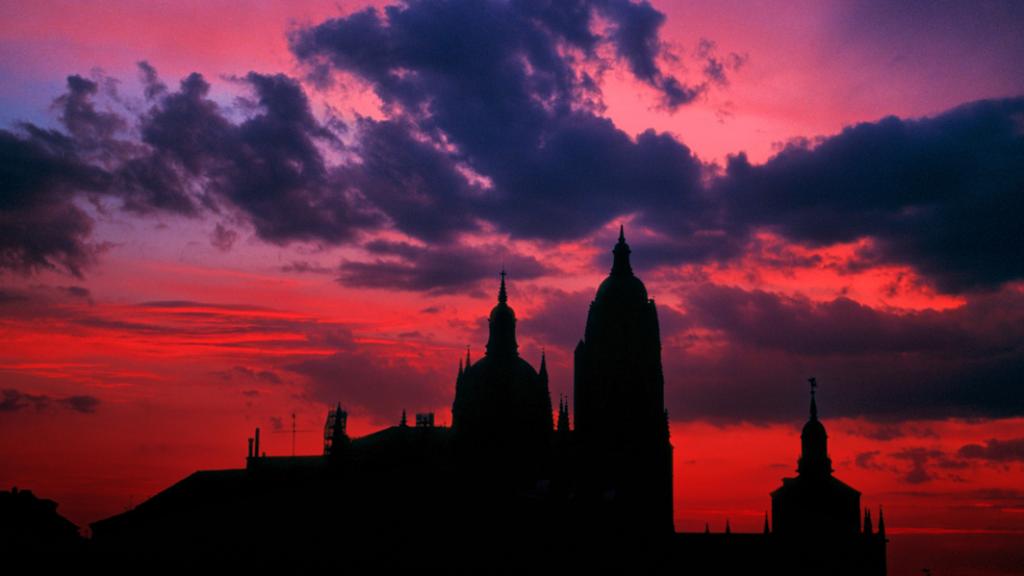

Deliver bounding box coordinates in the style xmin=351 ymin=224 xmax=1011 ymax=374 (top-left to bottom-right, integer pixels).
xmin=798 ymin=377 xmax=832 ymax=476
xmin=557 ymin=395 xmax=570 ymax=433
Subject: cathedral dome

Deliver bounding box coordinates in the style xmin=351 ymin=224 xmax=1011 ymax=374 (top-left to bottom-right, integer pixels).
xmin=451 ymin=272 xmax=553 ymax=481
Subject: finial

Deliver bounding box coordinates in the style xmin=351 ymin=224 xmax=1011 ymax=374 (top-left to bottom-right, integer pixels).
xmin=498 ymin=269 xmax=508 ymax=304
xmin=611 ymin=225 xmax=633 ymax=276
xmin=808 ymin=377 xmax=818 ymax=420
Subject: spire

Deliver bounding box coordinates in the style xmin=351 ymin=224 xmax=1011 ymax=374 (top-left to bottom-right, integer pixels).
xmin=486 ymin=270 xmax=518 ymax=356
xmin=498 ymin=268 xmax=508 ymax=304
xmin=457 ymin=357 xmax=464 ymax=379
xmin=465 ymin=345 xmax=471 ymax=368
xmin=611 ymin=224 xmax=633 ymax=276
xmin=763 ymin=512 xmax=770 ymax=534
xmin=863 ymin=508 xmax=873 ymax=534
xmin=557 ymin=394 xmax=570 ymax=433
xmin=877 ymin=506 xmax=886 ymax=537
xmin=809 ymin=376 xmax=818 ymax=420
xmin=799 ymin=377 xmax=831 ymax=476
xmin=539 ymin=349 xmax=548 ymax=380
xmin=725 ymin=519 xmax=731 ymax=534
xmin=400 ymin=409 xmax=408 ymax=428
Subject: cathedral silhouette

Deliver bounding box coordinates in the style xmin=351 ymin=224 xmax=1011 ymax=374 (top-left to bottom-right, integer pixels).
xmin=89 ymin=230 xmax=888 ymax=574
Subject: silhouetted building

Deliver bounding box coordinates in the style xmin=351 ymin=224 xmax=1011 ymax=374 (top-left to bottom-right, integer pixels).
xmin=88 ymin=229 xmax=887 ymax=575
xmin=0 ymin=486 xmax=84 ymax=567
xmin=452 ymin=271 xmax=553 ymax=485
xmin=574 ymin=226 xmax=673 ymax=534
xmin=772 ymin=378 xmax=860 ymax=536
xmin=676 ymin=382 xmax=888 ymax=575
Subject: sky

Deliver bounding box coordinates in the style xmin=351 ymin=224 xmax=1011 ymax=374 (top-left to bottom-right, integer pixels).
xmin=1 ymin=1 xmax=1023 ymax=573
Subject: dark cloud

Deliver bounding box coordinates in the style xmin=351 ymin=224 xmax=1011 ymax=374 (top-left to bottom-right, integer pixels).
xmin=958 ymin=438 xmax=1024 ymax=463
xmin=289 ymin=0 xmax=1024 ymax=294
xmin=0 ymin=100 xmax=111 ymax=276
xmin=216 ymin=366 xmax=284 ymax=385
xmin=58 ymin=285 xmax=92 ymax=300
xmin=280 ymin=260 xmax=333 ymax=274
xmin=846 ymin=422 xmax=937 ymax=442
xmin=891 ymin=447 xmax=968 ymax=484
xmin=290 ymin=0 xmax=714 ymax=248
xmin=2 ymin=1 xmax=1022 ymax=301
xmin=661 ymin=283 xmax=1024 ymax=422
xmin=1 ymin=67 xmax=377 ymax=278
xmin=339 ymin=240 xmax=549 ymax=293
xmin=59 ymin=395 xmax=100 ymax=413
xmin=138 ymin=70 xmax=377 ymax=244
xmin=684 ymin=283 xmax=967 ymax=356
xmin=717 ymin=97 xmax=1024 ymax=293
xmin=210 ymin=223 xmax=238 ymax=252
xmin=0 ymin=388 xmax=100 ymax=414
xmin=854 ymin=450 xmax=887 ymax=471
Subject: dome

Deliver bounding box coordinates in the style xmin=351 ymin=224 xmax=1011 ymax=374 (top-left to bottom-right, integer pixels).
xmin=595 ymin=273 xmax=649 ymax=304
xmin=801 ymin=418 xmax=827 ymax=440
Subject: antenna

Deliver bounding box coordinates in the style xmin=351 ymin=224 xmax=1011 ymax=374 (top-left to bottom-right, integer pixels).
xmin=270 ymin=413 xmax=314 ymax=456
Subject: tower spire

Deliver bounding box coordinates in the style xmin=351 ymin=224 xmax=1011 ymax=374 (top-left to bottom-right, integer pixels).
xmin=486 ymin=270 xmax=518 ymax=356
xmin=611 ymin=224 xmax=633 ymax=276
xmin=809 ymin=376 xmax=818 ymax=420
xmin=798 ymin=377 xmax=831 ymax=476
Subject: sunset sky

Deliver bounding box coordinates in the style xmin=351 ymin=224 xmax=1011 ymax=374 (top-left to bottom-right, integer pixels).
xmin=2 ymin=1 xmax=1023 ymax=573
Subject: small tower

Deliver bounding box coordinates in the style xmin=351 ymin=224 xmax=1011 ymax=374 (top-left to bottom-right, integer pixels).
xmin=557 ymin=394 xmax=571 ymax=434
xmin=771 ymin=379 xmax=861 ymax=537
xmin=324 ymin=403 xmax=349 ymax=456
xmin=798 ymin=377 xmax=832 ymax=476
